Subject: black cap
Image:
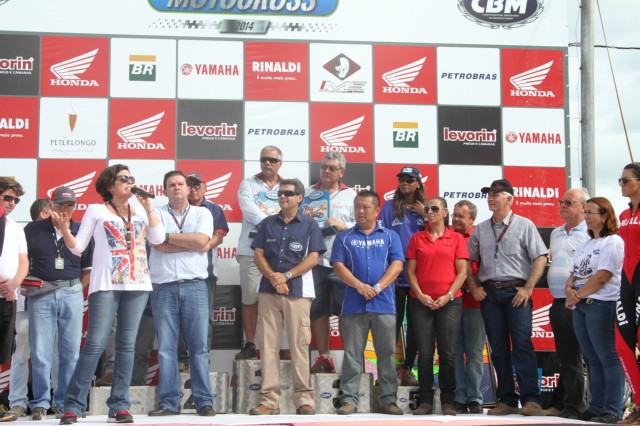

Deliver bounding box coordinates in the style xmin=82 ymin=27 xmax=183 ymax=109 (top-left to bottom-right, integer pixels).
xmin=50 ymin=186 xmax=77 ymax=203
xmin=481 ymin=179 xmax=514 ymax=195
xmin=186 ymin=172 xmax=203 ymax=183
xmin=396 ymin=166 xmax=421 ymax=179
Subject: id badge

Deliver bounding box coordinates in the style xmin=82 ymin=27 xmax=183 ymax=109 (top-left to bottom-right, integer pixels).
xmin=55 ymin=257 xmax=64 ymax=270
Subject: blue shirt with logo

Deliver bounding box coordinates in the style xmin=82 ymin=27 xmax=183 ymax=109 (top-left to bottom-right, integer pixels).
xmin=330 ymin=223 xmax=404 ymax=315
xmin=251 ymin=212 xmax=326 ymax=297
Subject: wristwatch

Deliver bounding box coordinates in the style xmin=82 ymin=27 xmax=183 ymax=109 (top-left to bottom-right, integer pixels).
xmin=447 ymin=291 xmax=454 ymax=302
xmin=285 ymin=271 xmax=293 ymax=280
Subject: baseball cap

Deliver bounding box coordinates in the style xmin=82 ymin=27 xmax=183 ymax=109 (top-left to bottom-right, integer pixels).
xmin=186 ymin=172 xmax=203 ymax=183
xmin=481 ymin=179 xmax=514 ymax=195
xmin=396 ymin=167 xmax=422 ymax=179
xmin=50 ymin=186 xmax=76 ymax=203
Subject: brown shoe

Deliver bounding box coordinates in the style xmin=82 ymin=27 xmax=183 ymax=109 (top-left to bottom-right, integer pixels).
xmin=296 ymin=404 xmax=315 ymax=415
xmin=544 ymin=406 xmax=561 ymax=416
xmin=442 ymin=403 xmax=457 ymax=416
xmin=487 ymin=402 xmax=519 ymax=416
xmin=337 ymin=402 xmax=357 ymax=415
xmin=520 ymin=402 xmax=546 ymax=416
xmin=381 ymin=402 xmax=403 ymax=415
xmin=413 ymin=402 xmax=432 ymax=415
xmin=249 ymin=404 xmax=280 ymax=415
xmin=619 ymin=406 xmax=640 ymax=424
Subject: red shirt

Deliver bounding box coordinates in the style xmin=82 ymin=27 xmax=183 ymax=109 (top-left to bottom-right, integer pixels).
xmin=619 ymin=204 xmax=640 ymax=285
xmin=406 ymin=225 xmax=469 ymax=299
xmin=459 ymin=227 xmax=480 ymax=309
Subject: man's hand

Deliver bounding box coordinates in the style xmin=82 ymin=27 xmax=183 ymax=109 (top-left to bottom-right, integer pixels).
xmin=0 ymin=277 xmax=18 ymax=301
xmin=274 ymin=283 xmax=289 ymax=295
xmin=357 ymin=282 xmax=378 ymax=300
xmin=417 ymin=292 xmax=436 ymax=309
xmin=268 ymin=272 xmax=287 ymax=287
xmin=512 ymin=286 xmax=533 ymax=307
xmin=471 ymin=286 xmax=486 ymax=302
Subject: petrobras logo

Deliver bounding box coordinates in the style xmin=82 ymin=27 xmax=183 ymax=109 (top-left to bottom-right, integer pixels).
xmin=181 ymin=121 xmax=238 ymax=141
xmin=440 ymin=71 xmax=497 ymax=80
xmin=148 ymin=0 xmax=338 ymax=16
xmin=443 ymin=127 xmax=497 ymax=146
xmin=510 ymin=61 xmax=555 ymax=97
xmin=0 ymin=56 xmax=34 ymax=75
xmin=393 ymin=122 xmax=419 ymax=148
xmin=180 ymin=63 xmax=239 ymax=76
xmin=247 ymin=127 xmax=306 ymax=137
xmin=384 ymin=176 xmax=428 ymax=200
xmin=204 ymin=172 xmax=232 ymax=200
xmin=514 ymin=186 xmax=559 ymax=199
xmin=211 ymin=306 xmax=236 ymax=324
xmin=531 ymin=303 xmax=554 ymax=338
xmin=49 ymin=49 xmax=99 ymax=86
xmin=47 ymin=171 xmax=96 ymax=203
xmin=129 ymin=54 xmax=156 ymax=81
xmin=320 ymin=116 xmax=366 ymax=153
xmin=116 ymin=112 xmax=166 ymax=150
xmin=0 ymin=117 xmax=29 ymax=130
xmin=505 ymin=131 xmax=561 ymax=144
xmin=458 ymin=0 xmax=545 ymax=29
xmin=251 ymin=61 xmax=301 ymax=73
xmin=441 ymin=190 xmax=487 ymax=199
xmin=382 ymin=57 xmax=428 ymax=94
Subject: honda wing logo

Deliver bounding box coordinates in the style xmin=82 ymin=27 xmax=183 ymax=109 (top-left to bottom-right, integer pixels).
xmin=382 ymin=57 xmax=428 ymax=94
xmin=204 ymin=172 xmax=232 ymax=200
xmin=116 ymin=112 xmax=166 ymax=150
xmin=510 ymin=61 xmax=555 ymax=97
xmin=50 ymin=49 xmax=99 ymax=85
xmin=531 ymin=303 xmax=553 ymax=338
xmin=320 ymin=116 xmax=365 ymax=153
xmin=47 ymin=171 xmax=96 ymax=199
xmin=383 ymin=176 xmax=428 ymax=200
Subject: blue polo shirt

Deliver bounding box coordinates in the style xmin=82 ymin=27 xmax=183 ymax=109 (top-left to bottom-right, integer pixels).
xmin=24 ymin=217 xmax=94 ymax=281
xmin=251 ymin=212 xmax=326 ymax=297
xmin=330 ymin=224 xmax=404 ymax=315
xmin=198 ymin=199 xmax=230 ymax=277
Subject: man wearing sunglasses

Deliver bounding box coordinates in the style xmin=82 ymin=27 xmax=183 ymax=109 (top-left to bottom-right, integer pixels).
xmin=304 ymin=152 xmax=356 ymax=374
xmin=0 ymin=177 xmax=29 ymax=422
xmin=467 ymin=179 xmax=548 ymax=417
xmin=250 ymin=178 xmax=326 ymax=416
xmin=22 ymin=187 xmax=93 ymax=421
xmin=235 ymin=146 xmax=284 ymax=361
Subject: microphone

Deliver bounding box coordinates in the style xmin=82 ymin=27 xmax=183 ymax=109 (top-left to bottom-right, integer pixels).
xmin=131 ymin=187 xmax=155 ymax=199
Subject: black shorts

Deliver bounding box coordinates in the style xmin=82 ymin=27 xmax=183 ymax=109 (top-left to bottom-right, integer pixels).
xmin=0 ymin=298 xmax=16 ymax=364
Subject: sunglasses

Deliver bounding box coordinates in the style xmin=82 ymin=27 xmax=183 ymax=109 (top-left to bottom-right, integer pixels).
xmin=260 ymin=157 xmax=281 ymax=164
xmin=53 ymin=203 xmax=76 ymax=211
xmin=426 ymin=205 xmax=441 ymax=213
xmin=398 ymin=177 xmax=418 ymax=184
xmin=277 ymin=190 xmax=297 ymax=197
xmin=2 ymin=195 xmax=20 ymax=204
xmin=188 ymin=183 xmax=202 ymax=190
xmin=321 ymin=165 xmax=341 ymax=173
xmin=619 ymin=177 xmax=640 ymax=185
xmin=116 ymin=175 xmax=135 ymax=184
xmin=558 ymin=199 xmax=579 ymax=207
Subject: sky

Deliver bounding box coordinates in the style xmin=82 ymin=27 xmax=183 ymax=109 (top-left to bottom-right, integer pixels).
xmin=566 ymin=1 xmax=639 ymax=215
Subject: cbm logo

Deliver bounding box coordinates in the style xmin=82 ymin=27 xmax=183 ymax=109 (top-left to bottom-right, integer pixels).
xmin=393 ymin=122 xmax=419 ymax=148
xmin=129 ymin=54 xmax=156 ymax=82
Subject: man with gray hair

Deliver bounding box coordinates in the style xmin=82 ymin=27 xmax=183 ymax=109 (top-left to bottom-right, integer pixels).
xmin=304 ymin=151 xmax=356 ymax=373
xmin=249 ymin=178 xmax=326 ymax=415
xmin=467 ymin=179 xmax=548 ymax=417
xmin=545 ymin=188 xmax=590 ymax=419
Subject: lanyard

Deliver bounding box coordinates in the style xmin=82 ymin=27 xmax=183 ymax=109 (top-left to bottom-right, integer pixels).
xmin=109 ymin=201 xmax=132 ymax=250
xmin=169 ymin=204 xmax=190 ymax=233
xmin=492 ymin=213 xmax=515 ymax=260
xmin=50 ymin=224 xmax=65 ymax=259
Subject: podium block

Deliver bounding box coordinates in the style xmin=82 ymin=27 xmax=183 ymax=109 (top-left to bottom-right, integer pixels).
xmin=312 ymin=373 xmax=372 ymax=414
xmin=89 ymin=386 xmax=156 ymax=416
xmin=179 ymin=371 xmax=228 ymax=414
xmin=233 ymin=359 xmax=296 ymax=414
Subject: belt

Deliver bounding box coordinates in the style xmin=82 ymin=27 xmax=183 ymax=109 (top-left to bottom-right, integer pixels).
xmin=483 ymin=279 xmax=526 ymax=289
xmin=52 ymin=278 xmax=81 ymax=288
xmin=163 ymin=279 xmax=200 ymax=285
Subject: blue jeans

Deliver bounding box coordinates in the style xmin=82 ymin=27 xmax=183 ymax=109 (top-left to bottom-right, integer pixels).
xmin=573 ymin=299 xmax=624 ymax=417
xmin=63 ymin=290 xmax=149 ymax=417
xmin=151 ymin=281 xmax=212 ymax=412
xmin=454 ymin=307 xmax=486 ymax=405
xmin=310 ymin=266 xmax=346 ymax=319
xmin=9 ymin=311 xmax=29 ymax=409
xmin=481 ymin=285 xmax=541 ymax=406
xmin=29 ymin=285 xmax=84 ymax=411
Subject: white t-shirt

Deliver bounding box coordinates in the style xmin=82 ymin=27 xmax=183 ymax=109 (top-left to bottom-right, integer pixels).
xmin=0 ymin=217 xmax=27 ymax=300
xmin=70 ymin=204 xmax=165 ymax=295
xmin=571 ymin=234 xmax=624 ymax=301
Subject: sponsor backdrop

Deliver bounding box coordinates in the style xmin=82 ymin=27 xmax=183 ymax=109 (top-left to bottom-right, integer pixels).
xmin=0 ymin=0 xmax=568 ymax=378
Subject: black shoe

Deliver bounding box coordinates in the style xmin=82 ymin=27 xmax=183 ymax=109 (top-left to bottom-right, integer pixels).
xmin=235 ymin=342 xmax=257 ymax=360
xmin=579 ymin=410 xmax=599 ymax=421
xmin=559 ymin=408 xmax=580 ymax=420
xmin=590 ymin=413 xmax=620 ymax=424
xmin=468 ymin=401 xmax=483 ymax=414
xmin=453 ymin=401 xmax=468 ymax=414
xmin=59 ymin=413 xmax=78 ymax=425
xmin=197 ymin=405 xmax=216 ymax=417
xmin=107 ymin=411 xmax=133 ymax=423
xmin=148 ymin=407 xmax=180 ymax=416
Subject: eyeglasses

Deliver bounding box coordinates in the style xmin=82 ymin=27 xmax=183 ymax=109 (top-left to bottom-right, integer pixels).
xmin=188 ymin=183 xmax=202 ymax=190
xmin=116 ymin=175 xmax=135 ymax=184
xmin=398 ymin=177 xmax=418 ymax=184
xmin=558 ymin=200 xmax=580 ymax=207
xmin=584 ymin=210 xmax=603 ymax=216
xmin=321 ymin=165 xmax=341 ymax=173
xmin=53 ymin=203 xmax=76 ymax=211
xmin=452 ymin=214 xmax=469 ymax=220
xmin=426 ymin=205 xmax=441 ymax=213
xmin=2 ymin=195 xmax=20 ymax=204
xmin=619 ymin=177 xmax=640 ymax=185
xmin=277 ymin=190 xmax=297 ymax=197
xmin=260 ymin=157 xmax=281 ymax=164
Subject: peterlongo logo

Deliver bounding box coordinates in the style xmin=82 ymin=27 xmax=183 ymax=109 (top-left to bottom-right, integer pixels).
xmin=383 ymin=176 xmax=428 ymax=200
xmin=531 ymin=303 xmax=553 ymax=338
xmin=382 ymin=57 xmax=427 ymax=94
xmin=50 ymin=49 xmax=99 ymax=86
xmin=0 ymin=56 xmax=34 ymax=75
xmin=117 ymin=112 xmax=166 ymax=150
xmin=323 ymin=54 xmax=360 ymax=81
xmin=129 ymin=54 xmax=156 ymax=81
xmin=320 ymin=116 xmax=365 ymax=153
xmin=46 ymin=171 xmax=96 ymax=199
xmin=204 ymin=172 xmax=232 ymax=200
xmin=505 ymin=130 xmax=561 ymax=145
xmin=393 ymin=122 xmax=419 ymax=148
xmin=510 ymin=60 xmax=554 ymax=97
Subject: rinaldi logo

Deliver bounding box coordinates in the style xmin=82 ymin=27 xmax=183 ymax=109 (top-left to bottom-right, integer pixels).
xmin=204 ymin=173 xmax=231 ymax=200
xmin=0 ymin=117 xmax=29 ymax=130
xmin=129 ymin=54 xmax=156 ymax=81
xmin=50 ymin=49 xmax=99 ymax=86
xmin=382 ymin=57 xmax=427 ymax=94
xmin=116 ymin=112 xmax=166 ymax=150
xmin=47 ymin=171 xmax=96 ymax=200
xmin=531 ymin=303 xmax=553 ymax=339
xmin=393 ymin=122 xmax=419 ymax=148
xmin=323 ymin=54 xmax=360 ymax=81
xmin=320 ymin=116 xmax=366 ymax=153
xmin=510 ymin=61 xmax=554 ymax=97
